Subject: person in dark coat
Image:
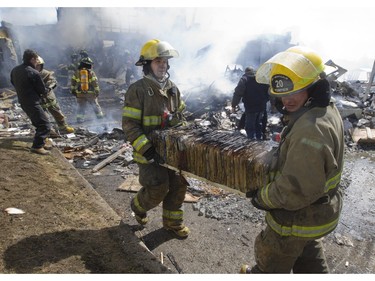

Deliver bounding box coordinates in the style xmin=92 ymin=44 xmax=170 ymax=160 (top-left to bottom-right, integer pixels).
xmin=231 ymin=66 xmax=270 ymax=140
xmin=10 ymin=49 xmax=51 ymax=155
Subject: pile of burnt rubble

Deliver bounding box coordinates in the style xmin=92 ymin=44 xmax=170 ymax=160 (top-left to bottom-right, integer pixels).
xmin=0 ymin=81 xmax=373 ymax=222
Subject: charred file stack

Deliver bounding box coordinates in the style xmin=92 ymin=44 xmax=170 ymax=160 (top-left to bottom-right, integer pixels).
xmin=149 ymin=127 xmax=274 ymax=193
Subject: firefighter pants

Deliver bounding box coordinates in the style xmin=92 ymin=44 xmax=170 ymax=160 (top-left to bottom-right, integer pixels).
xmin=42 ymin=92 xmax=67 ymax=128
xmin=253 ymin=226 xmax=329 ymax=273
xmin=20 ymin=101 xmax=51 ymax=149
xmin=76 ymin=95 xmax=103 ymax=120
xmin=134 ymin=162 xmax=188 ymax=222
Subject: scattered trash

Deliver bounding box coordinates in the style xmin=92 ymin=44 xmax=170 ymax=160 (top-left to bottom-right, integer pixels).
xmin=334 ymin=233 xmax=354 ymax=247
xmin=4 ymin=207 xmax=25 ymax=215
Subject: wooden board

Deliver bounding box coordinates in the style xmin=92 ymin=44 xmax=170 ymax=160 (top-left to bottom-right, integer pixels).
xmin=350 ymin=127 xmax=375 ymax=143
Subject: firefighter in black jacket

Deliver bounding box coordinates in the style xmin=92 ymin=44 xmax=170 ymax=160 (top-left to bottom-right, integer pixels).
xmin=10 ymin=49 xmax=51 ymax=155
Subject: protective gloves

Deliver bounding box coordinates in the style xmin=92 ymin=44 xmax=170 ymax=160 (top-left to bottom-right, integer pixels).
xmin=143 ymin=146 xmax=165 ymax=165
xmin=249 ymin=190 xmax=270 ymax=211
xmin=245 ymin=190 xmax=258 ymax=198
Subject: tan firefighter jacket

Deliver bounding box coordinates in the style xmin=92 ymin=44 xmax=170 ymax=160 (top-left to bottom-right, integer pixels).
xmin=122 ymin=76 xmax=186 ymax=164
xmin=70 ymin=69 xmax=100 ymax=98
xmin=258 ymin=101 xmax=344 ymax=239
xmin=39 ymin=69 xmax=58 ymax=108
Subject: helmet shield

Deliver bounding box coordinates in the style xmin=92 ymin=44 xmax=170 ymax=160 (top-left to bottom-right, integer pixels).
xmin=156 ymin=41 xmax=179 ymax=59
xmin=36 ymin=56 xmax=44 ymax=65
xmin=136 ymin=39 xmax=179 ymax=66
xmin=256 ymin=48 xmax=325 ymax=96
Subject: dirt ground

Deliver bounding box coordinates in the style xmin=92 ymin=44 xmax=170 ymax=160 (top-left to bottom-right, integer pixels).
xmin=79 ymin=148 xmax=375 ymax=274
xmin=0 ymin=138 xmax=169 ymax=274
xmin=1 ymin=136 xmax=374 ymax=274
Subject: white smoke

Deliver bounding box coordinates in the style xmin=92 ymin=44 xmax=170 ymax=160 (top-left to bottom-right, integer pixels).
xmin=2 ymin=4 xmax=375 ymax=94
xmin=2 ymin=5 xmax=374 ymax=70
xmin=0 ymin=7 xmax=57 ymax=26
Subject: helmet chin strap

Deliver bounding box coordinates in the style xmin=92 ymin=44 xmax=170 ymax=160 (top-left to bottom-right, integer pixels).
xmin=152 ymin=71 xmax=170 ymax=83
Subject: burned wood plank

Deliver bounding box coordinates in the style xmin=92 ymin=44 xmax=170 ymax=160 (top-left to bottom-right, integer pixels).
xmin=92 ymin=146 xmax=127 ymax=172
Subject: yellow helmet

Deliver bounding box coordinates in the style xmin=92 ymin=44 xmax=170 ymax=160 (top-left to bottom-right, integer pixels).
xmin=256 ymin=46 xmax=325 ymax=96
xmin=36 ymin=55 xmax=45 ymax=65
xmin=135 ymin=39 xmax=179 ymax=66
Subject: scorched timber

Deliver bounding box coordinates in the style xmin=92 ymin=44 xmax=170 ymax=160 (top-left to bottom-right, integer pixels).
xmin=149 ymin=127 xmax=274 ymax=194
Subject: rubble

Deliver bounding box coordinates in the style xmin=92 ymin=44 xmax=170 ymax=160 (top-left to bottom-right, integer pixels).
xmin=1 ymin=59 xmax=374 ymax=184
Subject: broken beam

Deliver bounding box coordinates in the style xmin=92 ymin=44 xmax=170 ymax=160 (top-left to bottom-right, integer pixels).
xmin=92 ymin=146 xmax=127 ymax=173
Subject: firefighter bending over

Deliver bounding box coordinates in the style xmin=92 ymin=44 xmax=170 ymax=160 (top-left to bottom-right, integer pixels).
xmin=122 ymin=39 xmax=189 ymax=238
xmin=70 ymin=57 xmax=104 ymax=123
xmin=35 ymin=56 xmax=74 ymax=134
xmin=241 ymin=46 xmax=345 ymax=273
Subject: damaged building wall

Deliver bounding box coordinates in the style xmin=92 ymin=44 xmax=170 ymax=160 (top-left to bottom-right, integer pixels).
xmin=0 ymin=23 xmax=18 ymax=87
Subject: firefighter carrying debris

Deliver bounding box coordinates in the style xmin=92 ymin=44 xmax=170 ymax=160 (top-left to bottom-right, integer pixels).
xmin=241 ymin=46 xmax=345 ymax=273
xmin=35 ymin=56 xmax=74 ymax=134
xmin=122 ymin=39 xmax=189 ymax=238
xmin=70 ymin=57 xmax=104 ymax=123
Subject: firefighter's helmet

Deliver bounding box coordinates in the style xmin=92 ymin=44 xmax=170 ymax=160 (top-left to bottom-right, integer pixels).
xmin=135 ymin=39 xmax=179 ymax=66
xmin=80 ymin=57 xmax=93 ymax=65
xmin=36 ymin=56 xmax=45 ymax=65
xmin=80 ymin=49 xmax=89 ymax=58
xmin=79 ymin=57 xmax=93 ymax=69
xmin=256 ymin=46 xmax=325 ymax=96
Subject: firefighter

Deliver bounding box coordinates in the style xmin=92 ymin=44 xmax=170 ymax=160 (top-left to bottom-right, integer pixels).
xmin=68 ymin=53 xmax=80 ymax=71
xmin=122 ymin=39 xmax=189 ymax=238
xmin=35 ymin=56 xmax=74 ymax=134
xmin=70 ymin=57 xmax=104 ymax=123
xmin=241 ymin=46 xmax=345 ymax=273
xmin=79 ymin=49 xmax=89 ymax=59
xmin=123 ymin=49 xmax=139 ymax=88
xmin=63 ymin=53 xmax=80 ymax=87
xmin=10 ymin=49 xmax=51 ymax=155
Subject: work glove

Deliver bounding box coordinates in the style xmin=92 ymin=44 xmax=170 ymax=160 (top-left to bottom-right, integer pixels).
xmin=47 ymin=82 xmax=57 ymax=90
xmin=143 ymin=147 xmax=165 ymax=165
xmin=40 ymin=94 xmax=48 ymax=104
xmin=250 ymin=190 xmax=270 ymax=211
xmin=245 ymin=190 xmax=258 ymax=198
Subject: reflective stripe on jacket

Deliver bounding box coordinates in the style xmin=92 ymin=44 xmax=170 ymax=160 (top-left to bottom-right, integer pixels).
xmin=122 ymin=77 xmax=185 ymax=163
xmin=259 ymin=102 xmax=345 ymax=239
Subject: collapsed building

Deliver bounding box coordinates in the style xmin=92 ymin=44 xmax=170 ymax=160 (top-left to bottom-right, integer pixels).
xmin=0 ymin=21 xmax=18 ymax=88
